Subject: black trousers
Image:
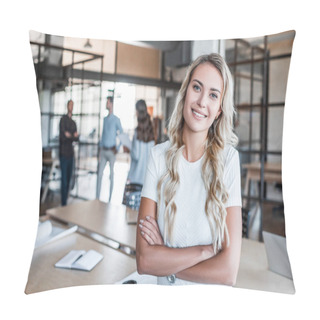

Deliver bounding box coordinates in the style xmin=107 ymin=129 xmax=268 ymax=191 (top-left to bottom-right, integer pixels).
xmin=59 ymin=155 xmax=74 ymax=206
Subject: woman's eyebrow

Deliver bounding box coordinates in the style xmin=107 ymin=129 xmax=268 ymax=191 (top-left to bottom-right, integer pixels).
xmin=192 ymin=79 xmax=221 ymax=93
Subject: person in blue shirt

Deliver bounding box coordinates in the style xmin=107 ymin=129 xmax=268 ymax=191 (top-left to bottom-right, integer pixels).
xmin=96 ymin=96 xmax=123 ymax=202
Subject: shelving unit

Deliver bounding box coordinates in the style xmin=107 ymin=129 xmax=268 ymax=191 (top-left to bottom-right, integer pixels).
xmin=225 ymin=31 xmax=295 ymax=239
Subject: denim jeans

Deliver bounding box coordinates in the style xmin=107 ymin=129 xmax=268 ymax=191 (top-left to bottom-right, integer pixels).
xmin=60 ymin=155 xmax=74 ymax=206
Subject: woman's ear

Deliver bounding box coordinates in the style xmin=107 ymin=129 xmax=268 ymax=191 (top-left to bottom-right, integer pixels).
xmin=215 ymin=107 xmax=222 ymax=120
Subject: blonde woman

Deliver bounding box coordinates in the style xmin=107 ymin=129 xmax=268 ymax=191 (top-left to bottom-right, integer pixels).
xmin=136 ymin=53 xmax=242 ymax=286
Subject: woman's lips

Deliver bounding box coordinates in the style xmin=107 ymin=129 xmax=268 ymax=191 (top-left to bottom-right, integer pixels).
xmin=192 ymin=109 xmax=207 ymax=119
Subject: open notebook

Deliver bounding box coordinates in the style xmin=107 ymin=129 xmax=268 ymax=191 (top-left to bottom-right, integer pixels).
xmin=55 ymin=250 xmax=103 ymax=271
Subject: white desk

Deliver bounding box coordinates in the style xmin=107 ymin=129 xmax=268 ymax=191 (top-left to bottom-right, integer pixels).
xmin=235 ymin=238 xmax=295 ymax=293
xmin=25 ymin=223 xmax=136 ymax=294
xmin=115 ymin=238 xmax=295 ymax=294
xmin=46 ymin=200 xmax=138 ymax=252
xmin=26 ymin=200 xmax=294 ymax=294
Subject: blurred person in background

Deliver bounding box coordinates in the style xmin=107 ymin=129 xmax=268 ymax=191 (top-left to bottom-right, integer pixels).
xmin=126 ymin=99 xmax=155 ymax=186
xmin=96 ymin=96 xmax=123 ymax=202
xmin=59 ymin=99 xmax=79 ymax=206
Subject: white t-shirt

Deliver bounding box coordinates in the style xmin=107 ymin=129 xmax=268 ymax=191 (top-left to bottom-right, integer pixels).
xmin=141 ymin=140 xmax=242 ymax=285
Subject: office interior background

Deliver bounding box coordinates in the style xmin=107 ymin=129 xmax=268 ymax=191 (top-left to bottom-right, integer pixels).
xmin=30 ymin=29 xmax=295 ymax=242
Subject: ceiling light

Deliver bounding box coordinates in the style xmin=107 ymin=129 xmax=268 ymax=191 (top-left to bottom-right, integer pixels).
xmin=84 ymin=38 xmax=92 ymax=49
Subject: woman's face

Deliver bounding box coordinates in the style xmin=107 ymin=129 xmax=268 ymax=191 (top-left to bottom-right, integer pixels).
xmin=183 ymin=62 xmax=223 ymax=138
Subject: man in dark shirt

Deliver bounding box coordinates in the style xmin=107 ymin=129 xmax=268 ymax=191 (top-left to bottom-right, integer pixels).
xmin=59 ymin=100 xmax=79 ymax=206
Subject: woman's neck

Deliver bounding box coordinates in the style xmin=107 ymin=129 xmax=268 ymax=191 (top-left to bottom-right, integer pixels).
xmin=182 ymin=130 xmax=206 ymax=162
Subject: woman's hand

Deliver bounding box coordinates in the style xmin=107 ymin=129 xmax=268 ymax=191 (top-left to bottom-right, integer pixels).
xmin=138 ymin=216 xmax=164 ymax=246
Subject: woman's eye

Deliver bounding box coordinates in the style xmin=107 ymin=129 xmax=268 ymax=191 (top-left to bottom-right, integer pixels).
xmin=210 ymin=93 xmax=218 ymax=99
xmin=193 ymin=85 xmax=200 ymax=91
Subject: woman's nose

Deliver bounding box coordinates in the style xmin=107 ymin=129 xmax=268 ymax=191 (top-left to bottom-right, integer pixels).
xmin=197 ymin=93 xmax=207 ymax=108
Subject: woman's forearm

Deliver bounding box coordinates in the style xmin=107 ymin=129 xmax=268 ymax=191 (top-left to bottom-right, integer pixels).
xmin=176 ymin=207 xmax=242 ymax=286
xmin=175 ymin=248 xmax=240 ymax=286
xmin=136 ymin=200 xmax=214 ymax=277
xmin=136 ymin=242 xmax=214 ymax=277
xmin=136 ymin=198 xmax=241 ymax=284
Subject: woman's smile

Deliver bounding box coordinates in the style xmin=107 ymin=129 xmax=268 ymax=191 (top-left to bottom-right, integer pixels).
xmin=191 ymin=108 xmax=207 ymax=119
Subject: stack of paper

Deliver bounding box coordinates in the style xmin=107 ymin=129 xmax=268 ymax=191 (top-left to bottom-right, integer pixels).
xmin=35 ymin=220 xmax=78 ymax=249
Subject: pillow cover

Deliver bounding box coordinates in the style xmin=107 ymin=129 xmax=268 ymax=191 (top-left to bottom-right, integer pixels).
xmin=25 ymin=30 xmax=295 ymax=295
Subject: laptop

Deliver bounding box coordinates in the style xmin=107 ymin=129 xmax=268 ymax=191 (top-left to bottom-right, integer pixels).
xmin=262 ymin=231 xmax=293 ymax=280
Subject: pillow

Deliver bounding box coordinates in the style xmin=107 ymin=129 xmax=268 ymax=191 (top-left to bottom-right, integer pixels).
xmin=25 ymin=30 xmax=295 ymax=296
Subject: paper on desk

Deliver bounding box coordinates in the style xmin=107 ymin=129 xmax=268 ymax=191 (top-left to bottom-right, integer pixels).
xmin=116 ymin=271 xmax=157 ymax=285
xmin=55 ymin=249 xmax=103 ymax=271
xmin=35 ymin=220 xmax=78 ymax=249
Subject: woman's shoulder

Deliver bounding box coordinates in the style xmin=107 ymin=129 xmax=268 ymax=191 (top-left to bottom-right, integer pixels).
xmin=223 ymin=144 xmax=239 ymax=163
xmin=146 ymin=141 xmax=169 ymax=173
xmin=151 ymin=140 xmax=170 ymax=156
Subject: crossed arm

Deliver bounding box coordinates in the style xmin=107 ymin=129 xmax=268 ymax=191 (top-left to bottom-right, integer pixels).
xmin=64 ymin=131 xmax=79 ymax=139
xmin=135 ymin=197 xmax=242 ymax=286
xmin=60 ymin=117 xmax=79 ymax=142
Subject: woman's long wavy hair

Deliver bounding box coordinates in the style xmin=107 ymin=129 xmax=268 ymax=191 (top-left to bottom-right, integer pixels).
xmin=135 ymin=99 xmax=155 ymax=143
xmin=157 ymin=53 xmax=238 ymax=254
